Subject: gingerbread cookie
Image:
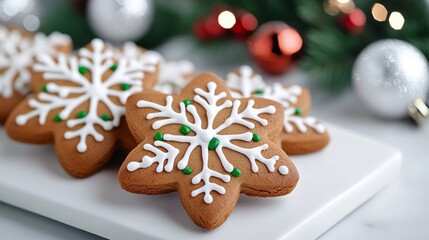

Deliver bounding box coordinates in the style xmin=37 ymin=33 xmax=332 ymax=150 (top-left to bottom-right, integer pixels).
xmin=119 ymin=72 xmax=299 ymax=229
xmin=5 ymin=39 xmax=159 ymax=177
xmin=118 ymin=41 xmax=195 ymax=95
xmin=155 ymin=59 xmax=194 ymax=94
xmin=0 ymin=26 xmax=72 ymax=123
xmin=226 ymin=65 xmax=329 ymax=154
xmin=115 ymin=41 xmax=163 ymax=151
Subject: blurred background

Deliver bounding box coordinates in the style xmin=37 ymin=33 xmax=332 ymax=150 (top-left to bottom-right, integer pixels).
xmin=1 ymin=1 xmax=429 ymax=239
xmin=1 ymin=0 xmax=429 ymax=90
xmin=3 ymin=0 xmax=429 ymax=122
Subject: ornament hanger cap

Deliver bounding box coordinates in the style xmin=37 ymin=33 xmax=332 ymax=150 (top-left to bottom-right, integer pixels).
xmin=408 ymin=97 xmax=429 ymax=125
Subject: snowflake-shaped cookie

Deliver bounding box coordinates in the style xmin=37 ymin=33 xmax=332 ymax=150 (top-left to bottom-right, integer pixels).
xmin=155 ymin=59 xmax=194 ymax=94
xmin=0 ymin=26 xmax=71 ymax=123
xmin=119 ymin=73 xmax=299 ymax=229
xmin=6 ymin=39 xmax=158 ymax=177
xmin=226 ymin=65 xmax=329 ymax=154
xmin=117 ymin=41 xmax=195 ymax=95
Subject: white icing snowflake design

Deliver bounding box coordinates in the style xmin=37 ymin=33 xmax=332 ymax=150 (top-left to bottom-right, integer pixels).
xmin=155 ymin=60 xmax=194 ymax=94
xmin=226 ymin=65 xmax=266 ymax=98
xmin=0 ymin=26 xmax=71 ymax=98
xmin=226 ymin=65 xmax=326 ymax=134
xmin=15 ymin=39 xmax=156 ymax=153
xmin=118 ymin=41 xmax=195 ymax=95
xmin=118 ymin=41 xmax=162 ymax=71
xmin=283 ymin=107 xmax=326 ymax=133
xmin=127 ymin=81 xmax=290 ymax=204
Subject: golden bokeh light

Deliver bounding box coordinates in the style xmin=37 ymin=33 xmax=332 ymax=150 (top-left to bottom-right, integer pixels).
xmin=323 ymin=0 xmax=355 ymax=15
xmin=323 ymin=0 xmax=341 ymax=16
xmin=371 ymin=3 xmax=388 ymax=22
xmin=337 ymin=0 xmax=355 ymax=13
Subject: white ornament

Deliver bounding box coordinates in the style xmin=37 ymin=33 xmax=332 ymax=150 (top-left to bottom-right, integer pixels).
xmin=226 ymin=65 xmax=327 ymax=134
xmin=353 ymin=39 xmax=429 ymax=119
xmin=16 ymin=39 xmax=155 ymax=153
xmin=127 ymin=81 xmax=288 ymax=204
xmin=0 ymin=26 xmax=71 ymax=99
xmin=87 ymin=0 xmax=154 ymax=42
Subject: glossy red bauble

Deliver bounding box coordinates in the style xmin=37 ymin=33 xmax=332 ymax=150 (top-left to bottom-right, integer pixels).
xmin=248 ymin=22 xmax=303 ymax=75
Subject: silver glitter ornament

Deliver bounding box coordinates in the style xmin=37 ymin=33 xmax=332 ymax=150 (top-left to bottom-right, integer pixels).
xmin=87 ymin=0 xmax=153 ymax=43
xmin=352 ymin=39 xmax=429 ymax=119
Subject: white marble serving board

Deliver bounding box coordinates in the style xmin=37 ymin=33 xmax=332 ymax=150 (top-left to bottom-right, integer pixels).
xmin=0 ymin=124 xmax=401 ymax=240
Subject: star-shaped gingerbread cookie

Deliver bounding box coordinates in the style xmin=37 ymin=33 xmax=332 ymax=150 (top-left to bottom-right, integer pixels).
xmin=119 ymin=72 xmax=299 ymax=229
xmin=0 ymin=26 xmax=72 ymax=123
xmin=226 ymin=65 xmax=329 ymax=154
xmin=6 ymin=39 xmax=159 ymax=177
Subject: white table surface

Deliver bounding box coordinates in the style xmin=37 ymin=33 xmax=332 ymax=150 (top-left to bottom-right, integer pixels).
xmin=1 ymin=37 xmax=428 ymax=239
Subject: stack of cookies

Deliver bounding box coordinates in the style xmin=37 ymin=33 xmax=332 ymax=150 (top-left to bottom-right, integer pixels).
xmin=1 ymin=26 xmax=329 ymax=230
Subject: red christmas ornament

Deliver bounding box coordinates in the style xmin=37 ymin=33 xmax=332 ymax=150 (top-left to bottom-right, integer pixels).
xmin=204 ymin=17 xmax=226 ymax=39
xmin=340 ymin=8 xmax=366 ymax=34
xmin=248 ymin=22 xmax=303 ymax=75
xmin=193 ymin=5 xmax=258 ymax=41
xmin=231 ymin=11 xmax=258 ymax=39
xmin=193 ymin=17 xmax=226 ymax=40
xmin=193 ymin=6 xmax=231 ymax=41
xmin=193 ymin=19 xmax=211 ymax=40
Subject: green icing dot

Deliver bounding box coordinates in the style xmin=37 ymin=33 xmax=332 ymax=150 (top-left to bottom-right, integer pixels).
xmin=183 ymin=99 xmax=192 ymax=107
xmin=231 ymin=168 xmax=241 ymax=177
xmin=120 ymin=83 xmax=131 ymax=91
xmin=42 ymin=84 xmax=48 ymax=92
xmin=76 ymin=111 xmax=87 ymax=119
xmin=53 ymin=114 xmax=62 ymax=122
xmin=110 ymin=63 xmax=118 ymax=71
xmin=154 ymin=132 xmax=163 ymax=141
xmin=100 ymin=114 xmax=111 ymax=121
xmin=294 ymin=107 xmax=303 ymax=116
xmin=252 ymin=133 xmax=261 ymax=142
xmin=183 ymin=166 xmax=193 ymax=175
xmin=180 ymin=125 xmax=191 ymax=135
xmin=208 ymin=137 xmax=220 ymax=150
xmin=255 ymin=89 xmax=264 ymax=95
xmin=78 ymin=66 xmax=89 ymax=75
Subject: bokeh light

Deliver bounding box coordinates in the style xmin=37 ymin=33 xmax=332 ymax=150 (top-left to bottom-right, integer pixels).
xmin=349 ymin=8 xmax=366 ymax=28
xmin=241 ymin=13 xmax=257 ymax=31
xmin=323 ymin=0 xmax=355 ymax=15
xmin=389 ymin=11 xmax=404 ymax=30
xmin=337 ymin=0 xmax=355 ymax=13
xmin=23 ymin=14 xmax=39 ymax=31
xmin=278 ymin=28 xmax=303 ymax=55
xmin=371 ymin=3 xmax=388 ymax=22
xmin=218 ymin=10 xmax=236 ymax=29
